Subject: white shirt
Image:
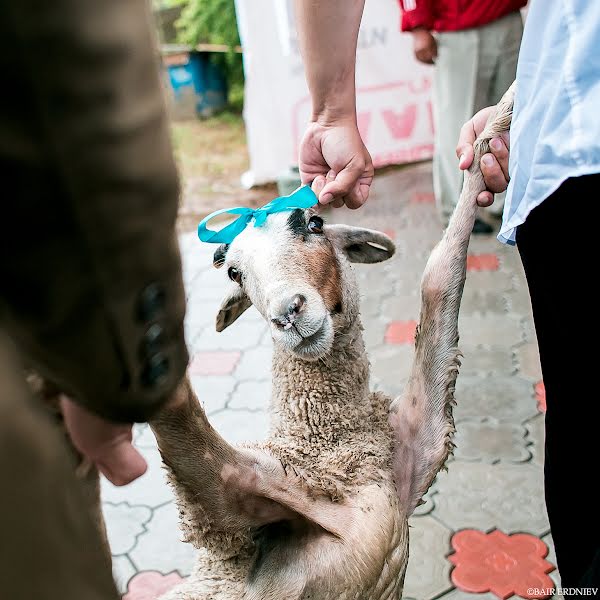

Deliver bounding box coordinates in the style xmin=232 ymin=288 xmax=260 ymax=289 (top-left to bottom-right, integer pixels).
xmin=499 ymin=0 xmax=600 ymax=245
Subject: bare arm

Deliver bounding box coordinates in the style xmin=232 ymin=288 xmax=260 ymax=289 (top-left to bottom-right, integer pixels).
xmin=295 ymin=0 xmax=374 ymax=209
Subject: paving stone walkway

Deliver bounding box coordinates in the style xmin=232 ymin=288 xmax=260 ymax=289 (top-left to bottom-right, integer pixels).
xmin=104 ymin=163 xmax=561 ymax=600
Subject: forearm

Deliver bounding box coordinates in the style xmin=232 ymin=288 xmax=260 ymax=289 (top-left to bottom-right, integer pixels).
xmin=294 ymin=0 xmax=365 ymax=124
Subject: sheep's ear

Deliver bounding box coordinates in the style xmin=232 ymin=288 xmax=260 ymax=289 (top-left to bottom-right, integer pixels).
xmin=216 ymin=285 xmax=252 ymax=332
xmin=324 ymin=224 xmax=395 ymax=264
xmin=213 ymin=244 xmax=230 ymax=269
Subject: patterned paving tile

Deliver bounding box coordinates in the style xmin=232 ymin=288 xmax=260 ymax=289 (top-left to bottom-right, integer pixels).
xmin=189 ymin=374 xmax=236 ymax=415
xmin=103 ymin=502 xmax=152 ymax=555
xmin=449 ymin=529 xmax=555 ymax=599
xmin=228 ymin=379 xmax=270 ymax=411
xmin=459 ymin=347 xmax=514 ymax=376
xmin=526 ymin=414 xmax=545 ymax=467
xmin=368 ymin=344 xmax=415 ymax=389
xmin=191 ymin=318 xmax=267 ymax=352
xmin=210 ymin=407 xmax=269 ymax=445
xmin=129 ymin=502 xmax=197 ymax=577
xmin=460 ymin=288 xmax=509 ymax=315
xmin=458 ymin=314 xmax=524 ymax=348
xmin=453 ymin=418 xmax=531 ymax=464
xmin=453 ymin=376 xmax=538 ymax=423
xmin=403 ymin=515 xmax=453 ymax=600
xmin=535 ymin=381 xmax=546 ymax=413
xmin=379 ymin=293 xmax=420 ymax=322
xmin=189 ymin=351 xmax=241 ymax=376
xmin=466 ymin=254 xmax=500 ymax=272
xmin=514 ymin=342 xmax=543 ymax=381
xmin=233 ymin=343 xmax=272 ymax=380
xmin=385 ymin=320 xmax=418 ymax=344
xmin=433 ymin=461 xmax=550 ymax=535
xmin=123 ymin=570 xmax=185 ymax=600
xmin=112 ymin=555 xmax=137 ymax=595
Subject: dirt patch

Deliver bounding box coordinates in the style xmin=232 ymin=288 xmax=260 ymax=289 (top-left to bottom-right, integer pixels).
xmin=172 ymin=114 xmax=276 ymax=233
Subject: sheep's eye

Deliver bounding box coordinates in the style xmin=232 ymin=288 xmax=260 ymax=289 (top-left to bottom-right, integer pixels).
xmin=307 ymin=215 xmax=324 ymax=234
xmin=228 ymin=267 xmax=242 ymax=284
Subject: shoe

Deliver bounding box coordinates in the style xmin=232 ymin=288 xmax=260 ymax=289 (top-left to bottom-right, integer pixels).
xmin=472 ymin=217 xmax=494 ymax=235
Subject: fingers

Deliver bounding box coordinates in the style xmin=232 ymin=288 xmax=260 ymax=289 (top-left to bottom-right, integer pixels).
xmin=476 ymin=191 xmax=494 ymax=207
xmin=489 ymin=136 xmax=510 ymax=181
xmin=456 ymin=119 xmax=476 ymax=170
xmin=97 ymin=436 xmax=148 ymax=486
xmin=480 ymin=151 xmax=509 ymax=194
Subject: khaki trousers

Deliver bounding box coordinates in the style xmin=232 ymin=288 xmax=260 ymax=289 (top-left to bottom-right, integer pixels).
xmin=433 ymin=11 xmax=523 ymax=225
xmin=0 ymin=336 xmax=119 ymax=600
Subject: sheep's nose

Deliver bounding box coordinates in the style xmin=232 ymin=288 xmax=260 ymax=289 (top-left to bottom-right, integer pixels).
xmin=271 ymin=294 xmax=306 ymax=330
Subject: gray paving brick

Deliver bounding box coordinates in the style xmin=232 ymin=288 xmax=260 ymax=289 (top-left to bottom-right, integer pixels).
xmin=459 ymin=347 xmax=514 ymax=376
xmin=403 ymin=515 xmax=453 ymax=600
xmin=191 ymin=318 xmax=267 ymax=352
xmin=433 ymin=461 xmax=549 ymax=535
xmin=210 ymin=408 xmax=269 ymax=444
xmin=369 ymin=344 xmax=415 ymax=389
xmin=514 ymin=342 xmax=543 ymax=381
xmin=103 ymin=502 xmax=152 ymax=555
xmin=526 ymin=413 xmax=545 ymax=466
xmin=458 ymin=314 xmax=524 ymax=348
xmin=190 ymin=374 xmax=236 ymax=415
xmin=379 ymin=293 xmax=420 ymax=322
xmin=134 ymin=423 xmax=158 ymax=449
xmin=453 ymin=418 xmax=531 ymax=464
xmin=228 ymin=379 xmax=270 ymax=411
xmin=454 ymin=375 xmax=538 ymax=422
xmin=130 ymin=501 xmax=198 ymax=577
xmin=112 ymin=554 xmax=137 ymax=595
xmin=460 ymin=288 xmax=509 ymax=315
xmin=233 ymin=344 xmax=273 ymax=380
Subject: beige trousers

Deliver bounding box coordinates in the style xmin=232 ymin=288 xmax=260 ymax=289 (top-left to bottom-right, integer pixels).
xmin=433 ymin=11 xmax=523 ymax=225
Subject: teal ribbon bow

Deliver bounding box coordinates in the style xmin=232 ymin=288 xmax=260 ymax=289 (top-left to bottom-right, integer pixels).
xmin=197 ymin=185 xmax=318 ymax=244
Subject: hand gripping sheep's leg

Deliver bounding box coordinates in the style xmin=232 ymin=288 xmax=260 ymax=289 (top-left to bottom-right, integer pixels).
xmin=389 ymin=84 xmax=516 ymax=517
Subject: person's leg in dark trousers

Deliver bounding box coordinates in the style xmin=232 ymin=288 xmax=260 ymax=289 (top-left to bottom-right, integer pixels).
xmin=0 ymin=335 xmax=119 ymax=600
xmin=516 ymin=174 xmax=600 ymax=592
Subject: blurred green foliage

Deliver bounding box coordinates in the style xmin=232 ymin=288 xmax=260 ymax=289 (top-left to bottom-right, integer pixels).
xmin=156 ymin=0 xmax=244 ymax=111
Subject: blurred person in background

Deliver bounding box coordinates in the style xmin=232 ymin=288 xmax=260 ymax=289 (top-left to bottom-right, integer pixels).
xmin=0 ymin=0 xmax=189 ymax=597
xmin=399 ymin=0 xmax=525 ymax=233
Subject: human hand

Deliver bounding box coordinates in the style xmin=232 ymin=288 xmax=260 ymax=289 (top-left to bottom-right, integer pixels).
xmin=456 ymin=105 xmax=511 ymax=207
xmin=299 ymin=119 xmax=374 ymax=209
xmin=413 ymin=29 xmax=437 ymax=65
xmin=60 ymin=396 xmax=147 ymax=486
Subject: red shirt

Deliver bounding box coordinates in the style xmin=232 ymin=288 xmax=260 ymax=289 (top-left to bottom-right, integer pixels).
xmin=399 ymin=0 xmax=526 ymax=32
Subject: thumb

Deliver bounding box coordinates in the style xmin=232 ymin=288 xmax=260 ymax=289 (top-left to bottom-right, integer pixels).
xmin=96 ymin=438 xmax=147 ymax=486
xmin=319 ymin=160 xmax=365 ymax=206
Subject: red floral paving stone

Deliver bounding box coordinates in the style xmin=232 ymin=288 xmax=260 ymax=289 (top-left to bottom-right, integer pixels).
xmin=385 ymin=320 xmax=417 ymax=345
xmin=189 ymin=351 xmax=241 ymax=376
xmin=535 ymin=381 xmax=546 ymax=413
xmin=123 ymin=571 xmax=184 ymax=600
xmin=411 ymin=191 xmax=435 ymax=204
xmin=449 ymin=529 xmax=555 ymax=600
xmin=467 ymin=253 xmax=500 ymax=272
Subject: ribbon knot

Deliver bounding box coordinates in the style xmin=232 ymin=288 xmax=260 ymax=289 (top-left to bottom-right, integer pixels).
xmin=197 ymin=185 xmax=318 ymax=244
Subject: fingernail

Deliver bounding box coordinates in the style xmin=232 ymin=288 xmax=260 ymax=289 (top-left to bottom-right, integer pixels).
xmin=482 ymin=155 xmax=494 ymax=166
xmin=320 ymin=192 xmax=333 ymax=204
xmin=490 ymin=138 xmax=502 ymax=151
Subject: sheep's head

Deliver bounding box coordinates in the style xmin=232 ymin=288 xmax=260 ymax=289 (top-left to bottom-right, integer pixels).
xmin=212 ymin=209 xmax=395 ymax=360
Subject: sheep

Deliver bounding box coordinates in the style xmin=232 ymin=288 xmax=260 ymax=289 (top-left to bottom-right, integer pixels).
xmin=148 ymin=87 xmax=516 ymax=600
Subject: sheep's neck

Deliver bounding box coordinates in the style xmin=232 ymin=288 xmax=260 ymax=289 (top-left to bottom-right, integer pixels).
xmin=270 ymin=319 xmax=372 ymax=442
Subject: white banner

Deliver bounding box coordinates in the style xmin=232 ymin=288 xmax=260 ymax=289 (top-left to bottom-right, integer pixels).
xmin=235 ymin=0 xmax=434 ymax=186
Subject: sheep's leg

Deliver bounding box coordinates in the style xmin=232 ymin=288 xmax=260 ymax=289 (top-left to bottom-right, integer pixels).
xmin=151 ymin=378 xmax=353 ymax=555
xmin=389 ymin=84 xmax=515 ymax=517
